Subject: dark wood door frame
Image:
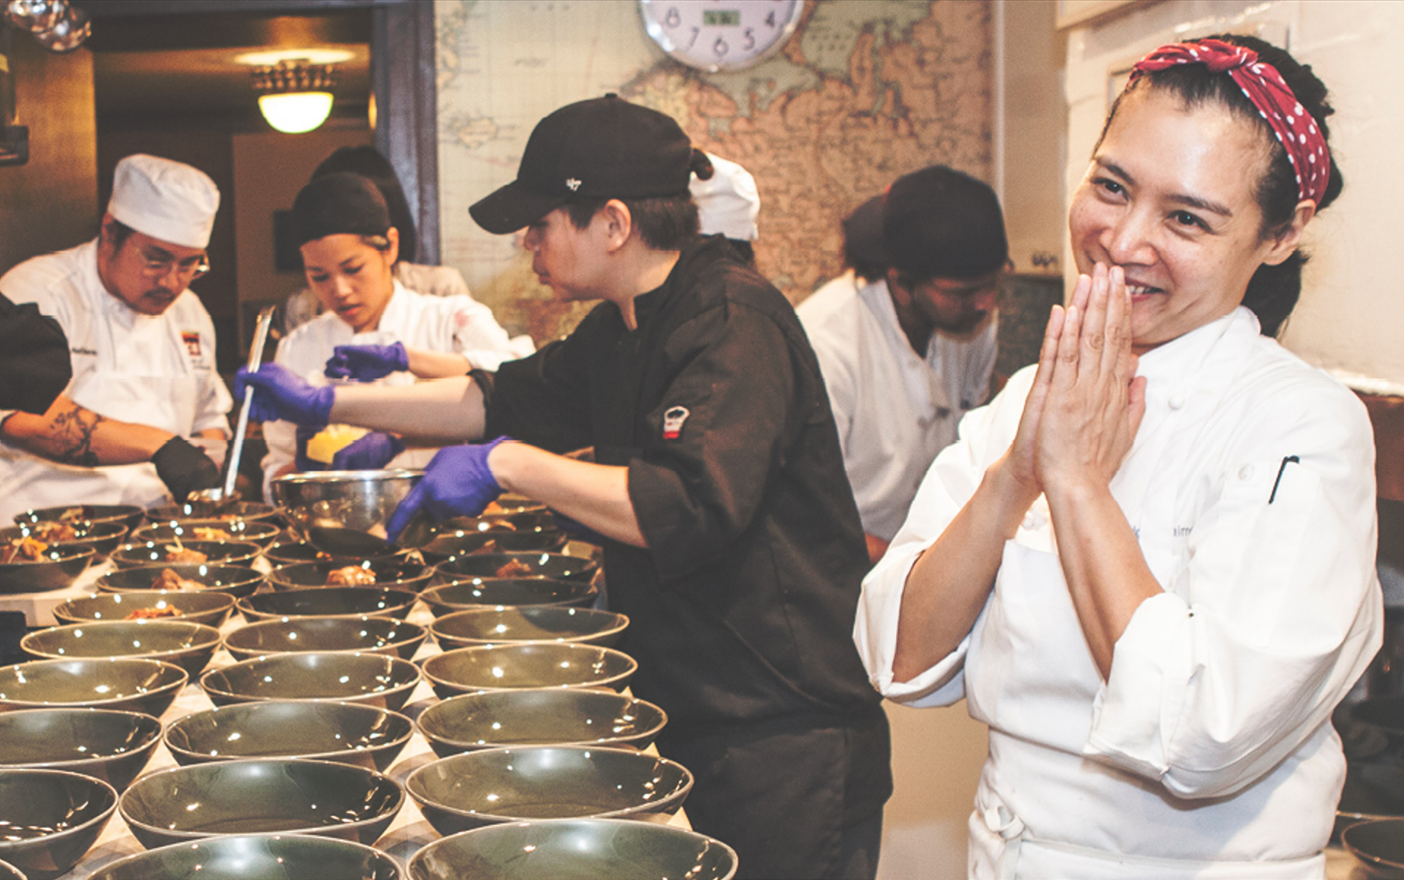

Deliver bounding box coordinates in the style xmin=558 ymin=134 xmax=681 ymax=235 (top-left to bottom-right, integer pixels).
xmin=81 ymin=0 xmax=440 ymax=262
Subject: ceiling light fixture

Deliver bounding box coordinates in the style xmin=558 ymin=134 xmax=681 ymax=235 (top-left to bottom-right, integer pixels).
xmin=252 ymin=60 xmax=337 ymax=134
xmin=5 ymin=0 xmax=89 ymax=53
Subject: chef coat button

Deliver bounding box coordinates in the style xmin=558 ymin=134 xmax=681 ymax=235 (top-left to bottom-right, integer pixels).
xmin=1022 ymin=513 xmax=1037 ymax=530
xmin=1168 ymin=395 xmax=1185 ymax=410
xmin=1239 ymin=465 xmax=1254 ymax=481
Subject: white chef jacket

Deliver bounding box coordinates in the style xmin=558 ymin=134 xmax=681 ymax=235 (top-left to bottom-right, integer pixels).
xmin=797 ymin=270 xmax=997 ymax=540
xmin=855 ymin=308 xmax=1382 ymax=879
xmin=0 ymin=240 xmax=233 ymax=521
xmin=262 ymin=280 xmax=533 ymax=500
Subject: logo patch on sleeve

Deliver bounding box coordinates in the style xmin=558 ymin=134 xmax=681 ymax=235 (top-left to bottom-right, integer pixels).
xmin=181 ymin=331 xmax=202 ymax=358
xmin=662 ymin=406 xmax=690 ymax=440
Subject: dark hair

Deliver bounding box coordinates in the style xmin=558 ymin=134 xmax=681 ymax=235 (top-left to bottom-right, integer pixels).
xmin=845 ymin=246 xmax=886 ymax=285
xmin=312 ymin=146 xmax=417 ymax=264
xmin=105 ymin=218 xmax=136 ymax=250
xmin=564 ymin=194 xmax=701 ymax=251
xmin=1098 ymin=34 xmax=1342 ymax=337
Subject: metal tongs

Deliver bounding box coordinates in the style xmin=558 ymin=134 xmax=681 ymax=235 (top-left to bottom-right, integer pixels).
xmin=186 ymin=306 xmax=277 ymax=515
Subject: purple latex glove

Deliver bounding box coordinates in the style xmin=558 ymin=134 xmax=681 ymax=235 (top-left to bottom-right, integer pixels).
xmin=550 ymin=510 xmax=607 ymax=545
xmin=325 ymin=342 xmax=410 ymax=381
xmin=234 ymin=363 xmax=334 ymax=427
xmin=387 ymin=436 xmax=509 ymax=542
xmin=295 ymin=426 xmax=405 ymax=472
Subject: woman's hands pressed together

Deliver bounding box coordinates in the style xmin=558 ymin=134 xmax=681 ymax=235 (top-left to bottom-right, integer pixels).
xmin=1031 ymin=263 xmax=1146 ymax=501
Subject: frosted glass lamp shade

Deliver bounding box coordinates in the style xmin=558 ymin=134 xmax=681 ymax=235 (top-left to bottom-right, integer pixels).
xmin=258 ymin=92 xmax=334 ymax=134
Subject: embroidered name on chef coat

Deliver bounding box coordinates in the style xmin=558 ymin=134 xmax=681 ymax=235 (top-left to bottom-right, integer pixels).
xmin=662 ymin=406 xmax=690 ymax=440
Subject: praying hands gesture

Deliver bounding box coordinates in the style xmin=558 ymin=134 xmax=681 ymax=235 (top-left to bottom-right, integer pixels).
xmin=892 ymin=263 xmax=1160 ymax=682
xmin=1021 ymin=263 xmax=1146 ymax=497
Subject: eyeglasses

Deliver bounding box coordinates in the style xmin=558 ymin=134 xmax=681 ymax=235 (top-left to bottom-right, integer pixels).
xmin=138 ymin=249 xmax=210 ymax=280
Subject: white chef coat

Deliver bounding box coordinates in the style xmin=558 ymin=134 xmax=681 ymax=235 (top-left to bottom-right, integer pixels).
xmin=262 ymin=279 xmax=533 ymax=500
xmin=0 ymin=240 xmax=233 ymax=521
xmin=855 ymin=308 xmax=1382 ymax=878
xmin=797 ymin=270 xmax=997 ymax=540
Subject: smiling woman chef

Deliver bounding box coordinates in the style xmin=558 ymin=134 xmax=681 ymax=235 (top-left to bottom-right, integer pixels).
xmin=855 ymin=36 xmax=1382 ymax=879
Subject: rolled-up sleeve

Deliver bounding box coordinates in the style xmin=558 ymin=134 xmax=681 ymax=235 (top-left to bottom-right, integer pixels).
xmin=854 ymin=368 xmax=1034 ymax=706
xmin=1085 ymin=392 xmax=1383 ymax=799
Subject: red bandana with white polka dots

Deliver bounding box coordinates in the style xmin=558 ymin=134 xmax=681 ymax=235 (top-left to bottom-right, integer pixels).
xmin=1129 ymin=39 xmax=1330 ymax=206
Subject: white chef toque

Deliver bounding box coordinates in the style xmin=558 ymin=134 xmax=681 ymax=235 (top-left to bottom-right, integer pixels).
xmin=107 ymin=154 xmax=221 ymax=249
xmin=690 ymin=152 xmax=760 ymax=242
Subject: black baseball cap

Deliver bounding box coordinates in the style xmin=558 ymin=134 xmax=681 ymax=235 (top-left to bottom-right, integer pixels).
xmin=470 ymin=94 xmax=694 ymax=234
xmin=883 ymin=166 xmax=1008 ymax=280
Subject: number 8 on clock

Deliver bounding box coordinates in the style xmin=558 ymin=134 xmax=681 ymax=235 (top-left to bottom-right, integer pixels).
xmin=639 ymin=0 xmax=806 ymax=73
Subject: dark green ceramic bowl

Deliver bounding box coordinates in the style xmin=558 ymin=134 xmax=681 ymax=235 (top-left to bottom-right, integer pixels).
xmin=263 ymin=540 xmax=406 ymax=568
xmin=0 ymin=707 xmax=161 ymax=792
xmin=237 ymin=586 xmax=419 ymax=622
xmin=53 ymin=589 xmax=236 ymax=629
xmin=407 ymin=818 xmax=737 ymax=880
xmin=163 ymin=700 xmax=414 ymax=772
xmin=110 ymin=540 xmax=261 ymax=570
xmin=266 ymin=559 xmax=432 ymax=593
xmin=96 ymin=563 xmax=265 ymax=601
xmin=119 ymin=758 xmax=404 ymax=849
xmin=223 ymin=616 xmax=427 ymax=662
xmin=407 ymin=746 xmax=690 ymax=835
xmin=200 ymin=651 xmax=421 ymax=711
xmin=131 ymin=518 xmax=282 ymax=549
xmin=0 ymin=658 xmax=187 ymax=717
xmin=420 ymin=528 xmax=567 ymax=564
xmin=440 ymin=511 xmax=558 ymax=536
xmin=0 ymin=544 xmax=94 ymax=595
xmin=1343 ymin=817 xmax=1404 ymax=877
xmin=1 ymin=521 xmax=129 ymax=560
xmin=434 ymin=552 xmax=597 ymax=583
xmin=86 ymin=833 xmax=402 ymax=880
xmin=417 ymin=688 xmax=667 ymax=757
xmin=146 ymin=500 xmax=281 ymax=526
xmin=22 ymin=619 xmax=222 ymax=678
xmin=420 ymin=578 xmax=597 ymax=617
xmin=14 ymin=504 xmax=143 ymax=532
xmin=421 ymin=643 xmax=636 ymax=700
xmin=431 ymin=606 xmax=628 ymax=650
xmin=0 ymin=768 xmax=117 ymax=880
xmin=0 ymin=859 xmax=23 ymax=880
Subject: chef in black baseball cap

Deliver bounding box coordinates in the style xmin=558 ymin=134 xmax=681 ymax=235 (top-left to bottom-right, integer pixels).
xmin=237 ymin=93 xmax=891 ymax=879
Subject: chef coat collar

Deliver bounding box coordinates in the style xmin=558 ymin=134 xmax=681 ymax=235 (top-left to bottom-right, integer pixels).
xmin=622 ymin=234 xmax=736 ymax=331
xmin=1133 ymin=306 xmax=1258 ymax=410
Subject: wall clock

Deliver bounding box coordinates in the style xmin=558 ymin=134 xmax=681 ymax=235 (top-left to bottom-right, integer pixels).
xmin=639 ymin=0 xmax=805 ymax=73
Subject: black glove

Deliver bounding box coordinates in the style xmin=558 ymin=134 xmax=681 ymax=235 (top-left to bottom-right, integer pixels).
xmin=151 ymin=436 xmax=222 ymax=502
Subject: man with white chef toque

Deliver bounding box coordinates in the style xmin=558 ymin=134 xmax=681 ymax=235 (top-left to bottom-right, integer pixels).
xmin=0 ymin=154 xmax=231 ymax=520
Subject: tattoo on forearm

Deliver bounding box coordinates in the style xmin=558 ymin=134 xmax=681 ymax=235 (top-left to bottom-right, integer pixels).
xmin=50 ymin=407 xmax=104 ymax=466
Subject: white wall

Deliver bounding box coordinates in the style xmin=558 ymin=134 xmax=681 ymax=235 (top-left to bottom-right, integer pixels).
xmin=1064 ymin=0 xmax=1404 ymax=388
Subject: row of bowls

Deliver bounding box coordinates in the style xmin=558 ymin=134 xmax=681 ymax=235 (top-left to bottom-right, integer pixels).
xmin=43 ymin=822 xmax=737 ymax=880
xmin=0 ymin=743 xmax=717 ymax=880
xmin=1 ymin=493 xmax=581 ymax=596
xmin=13 ymin=619 xmax=637 ymax=693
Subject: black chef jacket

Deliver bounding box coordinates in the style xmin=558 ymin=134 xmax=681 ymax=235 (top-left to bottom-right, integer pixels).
xmin=484 ymin=237 xmax=883 ymax=730
xmin=0 ymin=292 xmax=70 ymax=415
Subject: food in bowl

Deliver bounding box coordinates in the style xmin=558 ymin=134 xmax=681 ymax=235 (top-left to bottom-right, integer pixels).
xmin=163 ymin=545 xmax=207 ymax=564
xmin=0 ymin=535 xmax=48 ymax=563
xmin=124 ymin=605 xmax=183 ymax=620
xmin=327 ymin=565 xmax=378 ymax=586
xmin=150 ymin=568 xmax=205 ymax=591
